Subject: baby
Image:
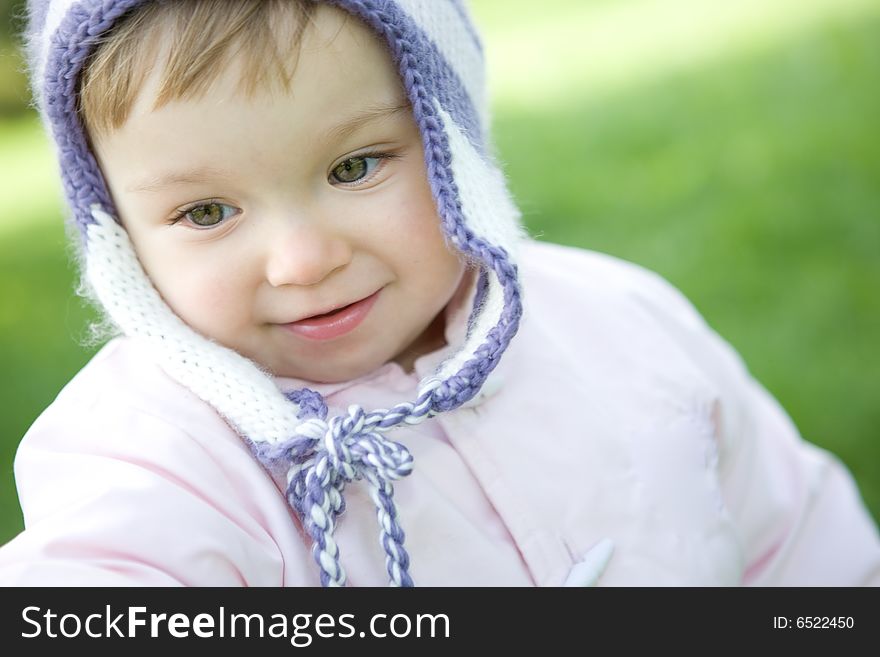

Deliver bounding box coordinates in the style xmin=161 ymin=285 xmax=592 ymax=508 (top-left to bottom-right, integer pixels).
xmin=1 ymin=0 xmax=877 ymax=586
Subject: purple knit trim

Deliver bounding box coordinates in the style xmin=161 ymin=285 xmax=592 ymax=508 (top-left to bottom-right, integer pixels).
xmin=284 ymin=388 xmax=329 ymax=421
xmin=42 ymin=0 xmax=144 ymax=237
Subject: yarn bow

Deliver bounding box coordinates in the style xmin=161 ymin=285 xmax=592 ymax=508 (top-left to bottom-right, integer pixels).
xmin=253 ymin=381 xmax=444 ymax=587
xmin=290 ymin=405 xmax=414 ymax=587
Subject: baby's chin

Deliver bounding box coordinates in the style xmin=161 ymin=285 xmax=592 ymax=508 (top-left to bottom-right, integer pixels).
xmin=266 ymin=349 xmax=398 ymax=385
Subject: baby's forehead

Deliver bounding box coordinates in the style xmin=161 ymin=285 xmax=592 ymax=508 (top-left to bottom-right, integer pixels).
xmin=84 ymin=2 xmax=405 ymax=139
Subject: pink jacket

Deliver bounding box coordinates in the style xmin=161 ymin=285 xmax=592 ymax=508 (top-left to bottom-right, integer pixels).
xmin=1 ymin=240 xmax=878 ymax=586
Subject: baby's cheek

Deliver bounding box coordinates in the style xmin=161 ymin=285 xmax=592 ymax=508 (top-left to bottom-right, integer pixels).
xmin=165 ymin=270 xmax=246 ymax=339
xmin=410 ymin=217 xmax=463 ymax=274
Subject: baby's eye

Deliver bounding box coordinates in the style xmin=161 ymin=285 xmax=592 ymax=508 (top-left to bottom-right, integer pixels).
xmin=172 ymin=201 xmax=238 ymax=228
xmin=329 ymin=155 xmax=384 ymax=185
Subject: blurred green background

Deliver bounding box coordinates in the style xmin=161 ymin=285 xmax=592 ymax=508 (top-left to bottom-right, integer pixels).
xmin=0 ymin=0 xmax=878 ymax=547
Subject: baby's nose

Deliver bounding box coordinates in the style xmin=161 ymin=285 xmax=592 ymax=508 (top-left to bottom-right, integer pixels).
xmin=265 ymin=224 xmax=353 ymax=287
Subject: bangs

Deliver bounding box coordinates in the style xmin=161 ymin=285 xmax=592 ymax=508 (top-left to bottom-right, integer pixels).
xmin=78 ymin=0 xmax=316 ymax=137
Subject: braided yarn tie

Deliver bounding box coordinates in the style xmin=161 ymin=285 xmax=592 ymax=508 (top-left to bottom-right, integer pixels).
xmin=254 ymin=379 xmax=442 ymax=587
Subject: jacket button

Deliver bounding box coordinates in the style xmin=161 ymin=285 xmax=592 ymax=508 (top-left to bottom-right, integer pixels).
xmin=563 ymin=538 xmax=615 ymax=587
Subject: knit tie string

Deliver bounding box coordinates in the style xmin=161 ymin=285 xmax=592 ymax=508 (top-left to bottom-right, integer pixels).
xmin=254 ymin=379 xmax=441 ymax=587
xmin=290 ymin=405 xmax=414 ymax=587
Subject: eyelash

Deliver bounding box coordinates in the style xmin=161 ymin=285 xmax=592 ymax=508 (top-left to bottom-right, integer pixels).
xmin=329 ymin=150 xmax=400 ymax=187
xmin=166 ymin=199 xmax=236 ymax=229
xmin=166 ymin=151 xmax=401 ymax=228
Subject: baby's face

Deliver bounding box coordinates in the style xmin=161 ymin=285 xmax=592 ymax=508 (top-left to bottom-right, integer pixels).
xmin=93 ymin=6 xmax=465 ymax=382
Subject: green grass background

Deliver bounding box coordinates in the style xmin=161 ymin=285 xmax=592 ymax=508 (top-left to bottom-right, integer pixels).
xmin=1 ymin=0 xmax=878 ymax=546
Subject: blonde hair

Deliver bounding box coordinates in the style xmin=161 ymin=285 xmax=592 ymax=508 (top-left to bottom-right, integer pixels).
xmin=78 ymin=0 xmax=316 ymax=137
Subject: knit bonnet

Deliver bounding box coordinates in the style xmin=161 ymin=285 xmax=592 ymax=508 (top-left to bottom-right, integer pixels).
xmin=25 ymin=0 xmax=526 ymax=586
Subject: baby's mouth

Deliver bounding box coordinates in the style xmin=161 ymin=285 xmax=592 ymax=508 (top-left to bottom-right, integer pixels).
xmin=302 ymin=302 xmax=356 ymax=321
xmin=281 ymin=289 xmax=383 ymax=341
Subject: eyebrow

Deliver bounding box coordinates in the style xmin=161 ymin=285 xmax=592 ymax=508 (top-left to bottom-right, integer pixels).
xmin=127 ymin=99 xmax=411 ymax=194
xmin=322 ymin=99 xmax=411 ymax=143
xmin=127 ymin=167 xmax=235 ymax=194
